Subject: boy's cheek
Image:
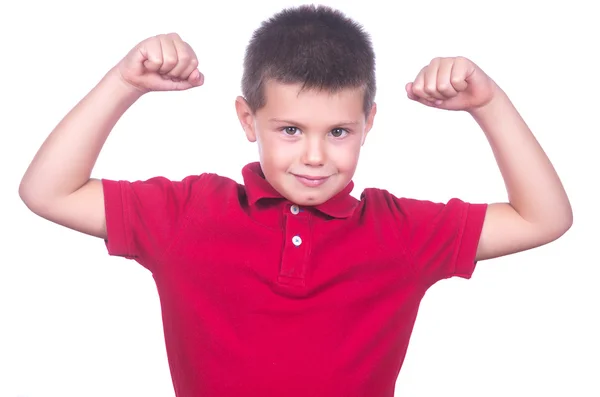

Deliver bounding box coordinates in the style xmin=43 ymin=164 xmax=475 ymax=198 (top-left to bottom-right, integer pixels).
xmin=260 ymin=140 xmax=298 ymax=166
xmin=329 ymin=142 xmax=362 ymax=168
xmin=266 ymin=137 xmax=300 ymax=155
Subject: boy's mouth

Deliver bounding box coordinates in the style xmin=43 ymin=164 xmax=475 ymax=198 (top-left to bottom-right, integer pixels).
xmin=292 ymin=174 xmax=330 ymax=187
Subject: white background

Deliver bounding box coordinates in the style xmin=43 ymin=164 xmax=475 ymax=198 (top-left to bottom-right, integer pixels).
xmin=1 ymin=0 xmax=598 ymax=396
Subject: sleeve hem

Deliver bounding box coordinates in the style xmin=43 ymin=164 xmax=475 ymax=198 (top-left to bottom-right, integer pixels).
xmin=453 ymin=203 xmax=488 ymax=279
xmin=102 ymin=179 xmax=133 ymax=258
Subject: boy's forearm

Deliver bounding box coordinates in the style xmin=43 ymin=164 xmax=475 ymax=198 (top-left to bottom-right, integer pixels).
xmin=470 ymin=85 xmax=573 ymax=231
xmin=19 ymin=68 xmax=142 ymax=203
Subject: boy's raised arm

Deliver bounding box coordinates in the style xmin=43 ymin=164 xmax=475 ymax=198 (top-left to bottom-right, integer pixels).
xmin=19 ymin=33 xmax=204 ymax=239
xmin=406 ymin=56 xmax=573 ymax=262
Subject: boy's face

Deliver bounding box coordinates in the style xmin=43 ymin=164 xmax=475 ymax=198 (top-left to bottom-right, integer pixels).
xmin=236 ymin=80 xmax=376 ymax=206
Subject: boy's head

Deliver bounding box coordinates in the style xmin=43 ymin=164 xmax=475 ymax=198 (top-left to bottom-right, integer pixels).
xmin=235 ymin=4 xmax=377 ymax=206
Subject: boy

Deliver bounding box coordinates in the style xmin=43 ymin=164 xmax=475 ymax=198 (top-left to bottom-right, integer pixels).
xmin=19 ymin=4 xmax=572 ymax=397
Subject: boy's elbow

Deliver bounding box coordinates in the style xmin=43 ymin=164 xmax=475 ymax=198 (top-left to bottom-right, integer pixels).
xmin=18 ymin=179 xmax=34 ymax=207
xmin=543 ymin=209 xmax=573 ymax=243
xmin=19 ymin=178 xmax=49 ymax=215
xmin=557 ymin=203 xmax=574 ymax=236
xmin=538 ymin=198 xmax=573 ymax=243
xmin=19 ymin=183 xmax=41 ymax=214
xmin=558 ymin=213 xmax=573 ymax=238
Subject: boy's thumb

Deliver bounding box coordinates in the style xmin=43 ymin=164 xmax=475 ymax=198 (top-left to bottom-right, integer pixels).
xmin=189 ymin=69 xmax=204 ymax=86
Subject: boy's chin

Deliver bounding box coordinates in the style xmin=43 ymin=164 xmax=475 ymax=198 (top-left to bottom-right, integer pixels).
xmin=280 ymin=189 xmax=334 ymax=207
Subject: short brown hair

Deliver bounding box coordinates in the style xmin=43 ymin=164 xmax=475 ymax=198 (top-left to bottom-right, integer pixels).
xmin=241 ymin=4 xmax=376 ymax=115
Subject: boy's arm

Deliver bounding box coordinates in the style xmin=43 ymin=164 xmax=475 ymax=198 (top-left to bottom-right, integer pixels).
xmin=19 ymin=33 xmax=204 ymax=240
xmin=19 ymin=72 xmax=141 ymax=239
xmin=470 ymin=88 xmax=572 ymax=261
xmin=406 ymin=56 xmax=572 ymax=262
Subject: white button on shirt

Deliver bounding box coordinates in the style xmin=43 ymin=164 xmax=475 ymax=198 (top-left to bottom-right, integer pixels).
xmin=290 ymin=205 xmax=300 ymax=215
xmin=292 ymin=235 xmax=302 ymax=246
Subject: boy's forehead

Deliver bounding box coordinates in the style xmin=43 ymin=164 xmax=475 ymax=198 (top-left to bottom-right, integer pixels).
xmin=260 ymin=80 xmax=365 ymax=120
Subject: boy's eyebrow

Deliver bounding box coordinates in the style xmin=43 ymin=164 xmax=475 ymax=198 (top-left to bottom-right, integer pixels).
xmin=268 ymin=118 xmax=360 ymax=127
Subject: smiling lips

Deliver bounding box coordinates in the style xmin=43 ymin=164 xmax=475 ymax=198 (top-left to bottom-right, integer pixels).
xmin=293 ymin=173 xmax=330 ymax=187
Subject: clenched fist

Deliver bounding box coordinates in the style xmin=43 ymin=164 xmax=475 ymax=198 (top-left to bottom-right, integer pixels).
xmin=116 ymin=33 xmax=204 ymax=93
xmin=405 ymin=56 xmax=498 ymax=112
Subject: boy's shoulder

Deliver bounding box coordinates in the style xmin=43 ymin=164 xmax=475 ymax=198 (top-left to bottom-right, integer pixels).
xmin=108 ymin=164 xmax=477 ymax=219
xmin=117 ymin=171 xmax=467 ymax=208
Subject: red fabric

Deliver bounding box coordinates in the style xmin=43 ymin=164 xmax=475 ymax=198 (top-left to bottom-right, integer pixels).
xmin=102 ymin=162 xmax=487 ymax=397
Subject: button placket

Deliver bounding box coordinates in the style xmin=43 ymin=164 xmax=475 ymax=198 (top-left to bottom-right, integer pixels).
xmin=290 ymin=204 xmax=303 ymax=247
xmin=279 ymin=204 xmax=310 ymax=286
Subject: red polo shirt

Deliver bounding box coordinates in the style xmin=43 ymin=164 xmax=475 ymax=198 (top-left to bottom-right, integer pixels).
xmin=102 ymin=162 xmax=487 ymax=397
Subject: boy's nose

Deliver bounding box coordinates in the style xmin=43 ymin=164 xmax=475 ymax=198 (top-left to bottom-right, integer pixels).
xmin=302 ymin=138 xmax=326 ymax=166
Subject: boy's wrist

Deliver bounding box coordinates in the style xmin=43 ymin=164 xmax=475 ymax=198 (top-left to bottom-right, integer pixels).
xmin=468 ymin=83 xmax=509 ymax=120
xmin=101 ymin=67 xmax=146 ymax=103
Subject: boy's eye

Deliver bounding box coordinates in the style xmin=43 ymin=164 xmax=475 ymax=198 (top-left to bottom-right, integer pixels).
xmin=283 ymin=127 xmax=298 ymax=135
xmin=331 ymin=128 xmax=347 ymax=137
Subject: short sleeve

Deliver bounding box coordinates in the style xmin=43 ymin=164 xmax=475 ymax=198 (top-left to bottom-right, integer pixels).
xmin=386 ymin=194 xmax=488 ymax=286
xmin=101 ymin=174 xmax=208 ymax=271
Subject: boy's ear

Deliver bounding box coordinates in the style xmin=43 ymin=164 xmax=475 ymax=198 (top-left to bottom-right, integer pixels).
xmin=362 ymin=102 xmax=377 ymax=145
xmin=235 ymin=96 xmax=257 ymax=142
